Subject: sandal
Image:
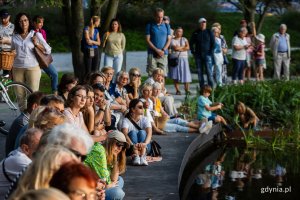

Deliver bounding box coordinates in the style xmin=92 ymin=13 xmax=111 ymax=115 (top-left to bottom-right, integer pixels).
xmin=176 ymin=91 xmax=182 ymax=95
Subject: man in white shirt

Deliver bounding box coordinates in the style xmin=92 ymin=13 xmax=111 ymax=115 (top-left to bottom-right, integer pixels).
xmin=0 ymin=128 xmax=42 ymax=199
xmin=0 ymin=9 xmax=14 ymax=77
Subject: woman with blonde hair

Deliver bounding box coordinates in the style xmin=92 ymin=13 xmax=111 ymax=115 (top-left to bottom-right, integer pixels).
xmin=124 ymin=67 xmax=142 ymax=100
xmin=84 ymin=130 xmax=127 ymax=200
xmin=8 ymin=146 xmax=79 ymax=200
xmin=82 ymin=16 xmax=101 ymax=78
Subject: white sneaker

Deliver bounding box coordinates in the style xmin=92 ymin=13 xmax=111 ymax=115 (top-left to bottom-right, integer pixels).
xmin=132 ymin=156 xmax=140 ymax=166
xmin=199 ymin=122 xmax=207 ymax=133
xmin=140 ymin=155 xmax=148 ymax=166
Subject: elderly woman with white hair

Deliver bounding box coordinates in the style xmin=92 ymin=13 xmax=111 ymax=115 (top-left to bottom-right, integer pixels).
xmin=231 ymin=27 xmax=250 ymax=84
xmin=152 ymin=82 xmax=207 ymax=133
xmin=109 ymin=70 xmax=130 ymax=108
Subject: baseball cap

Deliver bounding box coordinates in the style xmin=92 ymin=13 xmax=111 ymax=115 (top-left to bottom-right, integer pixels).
xmin=198 ymin=18 xmax=207 ymax=23
xmin=0 ymin=9 xmax=9 ymax=18
xmin=108 ymin=130 xmax=129 ymax=148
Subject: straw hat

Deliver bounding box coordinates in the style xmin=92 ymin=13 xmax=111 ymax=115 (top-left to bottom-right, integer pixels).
xmin=256 ymin=33 xmax=265 ymax=43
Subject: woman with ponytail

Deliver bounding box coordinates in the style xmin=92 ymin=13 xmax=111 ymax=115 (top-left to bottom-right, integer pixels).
xmin=82 ymin=16 xmax=101 ymax=78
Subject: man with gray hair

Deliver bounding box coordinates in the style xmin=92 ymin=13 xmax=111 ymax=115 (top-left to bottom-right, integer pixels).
xmin=270 ymin=24 xmax=291 ymax=80
xmin=46 ymin=123 xmax=94 ymax=159
xmin=0 ymin=128 xmax=42 ymax=198
xmin=145 ymin=8 xmax=171 ymax=76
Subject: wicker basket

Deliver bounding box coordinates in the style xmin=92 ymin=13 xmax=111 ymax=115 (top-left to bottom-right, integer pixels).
xmin=0 ymin=50 xmax=16 ymax=70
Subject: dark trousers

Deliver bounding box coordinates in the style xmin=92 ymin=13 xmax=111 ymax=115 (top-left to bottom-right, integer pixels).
xmin=195 ymin=55 xmax=214 ymax=89
xmin=84 ymin=48 xmax=99 ymax=78
xmin=232 ymin=58 xmax=246 ymax=81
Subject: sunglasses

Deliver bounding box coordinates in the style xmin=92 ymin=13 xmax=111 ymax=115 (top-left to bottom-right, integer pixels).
xmin=69 ymin=149 xmax=87 ymax=162
xmin=115 ymin=140 xmax=125 ymax=148
xmin=131 ymin=73 xmax=141 ymax=77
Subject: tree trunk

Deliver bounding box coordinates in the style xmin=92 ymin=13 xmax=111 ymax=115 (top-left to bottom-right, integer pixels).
xmin=101 ymin=0 xmax=120 ymax=34
xmin=70 ymin=0 xmax=85 ymax=82
xmin=243 ymin=0 xmax=257 ymax=23
xmin=90 ymin=0 xmax=108 ymax=17
xmin=62 ymin=0 xmax=72 ymax=40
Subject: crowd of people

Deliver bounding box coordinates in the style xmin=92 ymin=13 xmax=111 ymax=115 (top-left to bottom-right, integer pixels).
xmin=0 ymin=6 xmax=293 ymax=200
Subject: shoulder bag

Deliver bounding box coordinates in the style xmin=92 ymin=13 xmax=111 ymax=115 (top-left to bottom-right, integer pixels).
xmin=168 ymin=38 xmax=183 ymax=67
xmin=127 ymin=116 xmax=162 ymax=157
xmin=33 ymin=33 xmax=53 ymax=68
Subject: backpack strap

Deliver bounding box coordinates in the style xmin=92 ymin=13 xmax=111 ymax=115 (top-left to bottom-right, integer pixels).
xmin=2 ymin=158 xmax=13 ymax=182
xmin=127 ymin=116 xmax=142 ymax=131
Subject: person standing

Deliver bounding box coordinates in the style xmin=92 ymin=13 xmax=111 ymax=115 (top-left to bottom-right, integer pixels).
xmin=168 ymin=26 xmax=192 ymax=95
xmin=270 ymin=24 xmax=291 ymax=80
xmin=0 ymin=9 xmax=14 ymax=77
xmin=33 ymin=15 xmax=59 ymax=95
xmin=145 ymin=8 xmax=171 ymax=76
xmin=103 ymin=18 xmax=126 ymax=81
xmin=11 ymin=13 xmax=51 ymax=92
xmin=82 ymin=16 xmax=101 ymax=78
xmin=190 ymin=18 xmax=215 ymax=89
xmin=231 ymin=27 xmax=249 ymax=84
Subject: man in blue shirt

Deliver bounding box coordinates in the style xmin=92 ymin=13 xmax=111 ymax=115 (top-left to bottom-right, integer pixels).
xmin=190 ymin=18 xmax=215 ymax=89
xmin=270 ymin=24 xmax=291 ymax=80
xmin=145 ymin=8 xmax=171 ymax=76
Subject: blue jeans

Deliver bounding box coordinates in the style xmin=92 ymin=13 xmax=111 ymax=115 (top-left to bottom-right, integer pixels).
xmin=195 ymin=55 xmax=215 ymax=88
xmin=43 ymin=63 xmax=58 ymax=92
xmin=232 ymin=59 xmax=246 ymax=81
xmin=128 ymin=130 xmax=151 ymax=153
xmin=105 ymin=176 xmax=125 ymax=200
xmin=164 ymin=118 xmax=189 ymax=133
xmin=104 ymin=53 xmax=123 ymax=81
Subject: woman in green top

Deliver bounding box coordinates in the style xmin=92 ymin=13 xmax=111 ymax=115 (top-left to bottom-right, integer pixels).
xmin=103 ymin=18 xmax=126 ymax=81
xmin=84 ymin=130 xmax=127 ymax=200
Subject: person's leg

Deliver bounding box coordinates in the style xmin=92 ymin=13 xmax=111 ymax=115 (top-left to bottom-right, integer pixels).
xmin=104 ymin=54 xmax=114 ymax=67
xmin=195 ymin=57 xmax=204 ymax=89
xmin=42 ymin=63 xmax=58 ymax=93
xmin=136 ymin=130 xmax=147 ymax=143
xmin=113 ymin=53 xmax=124 ymax=75
xmin=159 ymin=96 xmax=177 ymax=116
xmin=128 ymin=130 xmax=138 ymax=144
xmin=282 ymin=53 xmax=290 ymax=80
xmin=105 ymin=186 xmax=125 ymax=200
xmin=232 ymin=59 xmax=238 ymax=84
xmin=157 ymin=55 xmax=168 ymax=76
xmin=273 ymin=54 xmax=282 ymax=79
xmin=184 ymin=82 xmax=190 ymax=93
xmin=12 ymin=68 xmax=26 ymax=110
xmin=91 ymin=48 xmax=100 ymax=72
xmin=25 ymin=66 xmax=41 ymax=92
xmin=205 ymin=55 xmax=215 ymax=88
xmin=173 ymin=80 xmax=180 ymax=94
xmin=84 ymin=50 xmax=92 ymax=78
xmin=259 ymin=65 xmax=264 ymax=81
xmin=146 ymin=54 xmax=158 ymax=76
xmin=215 ymin=63 xmax=222 ymax=86
xmin=238 ymin=60 xmax=245 ymax=84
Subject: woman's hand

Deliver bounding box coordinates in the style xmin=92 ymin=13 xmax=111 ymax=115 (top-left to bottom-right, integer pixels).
xmin=87 ymin=39 xmax=93 ymax=46
xmin=98 ymin=99 xmax=107 ymax=110
xmin=106 ymin=180 xmax=119 ymax=188
xmin=135 ymin=143 xmax=147 ymax=150
xmin=96 ymin=179 xmax=106 ymax=200
xmin=32 ymin=36 xmax=38 ymax=46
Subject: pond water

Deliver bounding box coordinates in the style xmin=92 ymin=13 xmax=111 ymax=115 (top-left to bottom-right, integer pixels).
xmin=184 ymin=142 xmax=300 ymax=200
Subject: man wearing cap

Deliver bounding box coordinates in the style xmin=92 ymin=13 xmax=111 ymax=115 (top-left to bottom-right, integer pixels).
xmin=190 ymin=17 xmax=215 ymax=88
xmin=0 ymin=9 xmax=14 ymax=77
xmin=145 ymin=8 xmax=171 ymax=76
xmin=270 ymin=24 xmax=291 ymax=80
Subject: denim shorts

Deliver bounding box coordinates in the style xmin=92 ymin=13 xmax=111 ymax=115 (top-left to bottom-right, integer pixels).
xmin=255 ymin=59 xmax=265 ymax=66
xmin=208 ymin=113 xmax=217 ymax=122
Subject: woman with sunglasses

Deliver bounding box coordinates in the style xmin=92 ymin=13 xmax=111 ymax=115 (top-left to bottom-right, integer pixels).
xmin=121 ymin=99 xmax=152 ymax=166
xmin=85 ymin=130 xmax=127 ymax=200
xmin=124 ymin=67 xmax=142 ymax=100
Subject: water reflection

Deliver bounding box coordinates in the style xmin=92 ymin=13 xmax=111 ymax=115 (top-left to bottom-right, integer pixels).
xmin=187 ymin=145 xmax=300 ymax=200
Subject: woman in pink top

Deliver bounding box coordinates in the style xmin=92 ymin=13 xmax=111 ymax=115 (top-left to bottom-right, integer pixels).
xmin=64 ymin=85 xmax=89 ymax=132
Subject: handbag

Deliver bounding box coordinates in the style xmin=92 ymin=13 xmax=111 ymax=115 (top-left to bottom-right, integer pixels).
xmin=168 ymin=38 xmax=183 ymax=67
xmin=150 ymin=140 xmax=162 ymax=157
xmin=33 ymin=32 xmax=53 ymax=68
xmin=127 ymin=116 xmax=162 ymax=157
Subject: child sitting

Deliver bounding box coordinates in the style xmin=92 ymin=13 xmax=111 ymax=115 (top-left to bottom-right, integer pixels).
xmin=197 ymin=85 xmax=228 ymax=126
xmin=234 ymin=101 xmax=259 ymax=129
